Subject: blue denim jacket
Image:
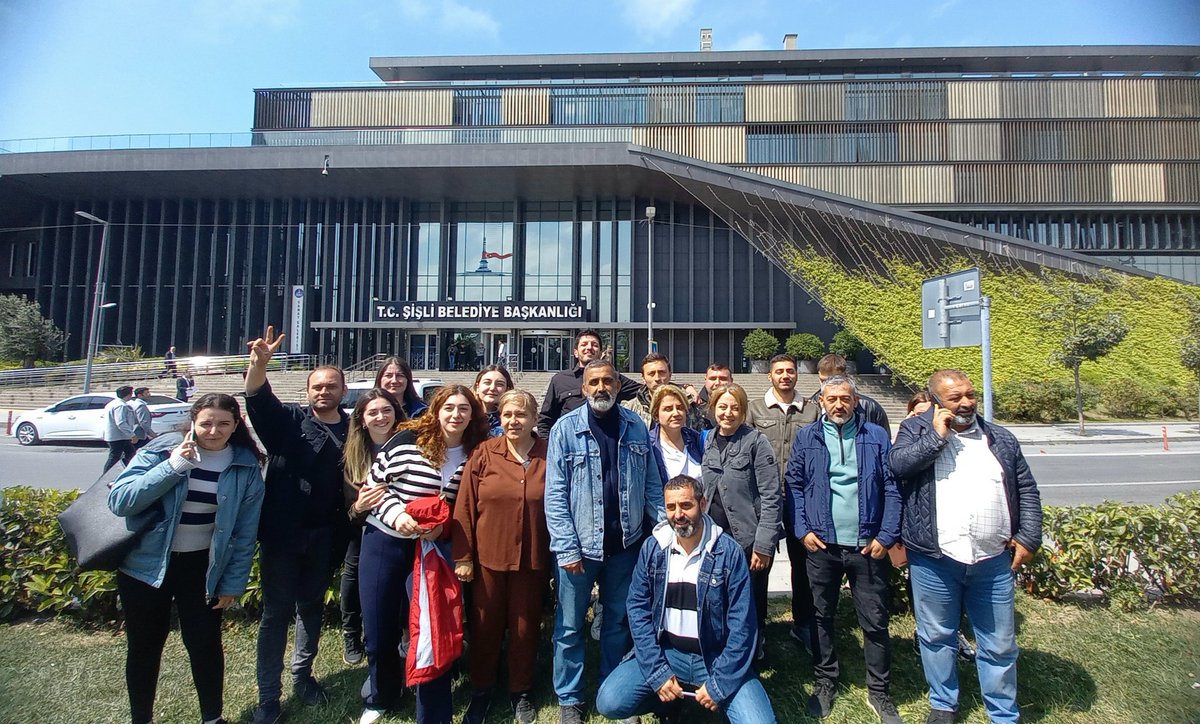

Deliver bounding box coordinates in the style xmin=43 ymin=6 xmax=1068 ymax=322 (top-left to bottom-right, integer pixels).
xmin=626 ymin=517 xmax=757 ymax=705
xmin=108 ymin=434 xmax=265 ymax=598
xmin=545 ymin=404 xmax=665 ymax=566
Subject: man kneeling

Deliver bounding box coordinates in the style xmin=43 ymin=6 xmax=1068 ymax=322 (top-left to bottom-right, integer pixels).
xmin=596 ymin=475 xmax=776 ymax=723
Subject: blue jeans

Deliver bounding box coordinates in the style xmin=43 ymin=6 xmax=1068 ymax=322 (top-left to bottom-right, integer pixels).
xmin=551 ymin=545 xmax=639 ymax=706
xmin=910 ymin=549 xmax=1019 ymax=723
xmin=255 ymin=527 xmax=337 ymax=705
xmin=596 ymin=648 xmax=776 ymax=724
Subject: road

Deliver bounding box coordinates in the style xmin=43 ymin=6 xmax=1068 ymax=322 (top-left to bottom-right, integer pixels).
xmin=2 ymin=435 xmax=1197 ymax=506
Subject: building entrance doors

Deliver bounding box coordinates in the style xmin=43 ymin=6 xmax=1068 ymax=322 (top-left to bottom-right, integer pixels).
xmin=482 ymin=331 xmax=512 ymax=369
xmin=408 ymin=333 xmax=438 ymax=371
xmin=520 ymin=333 xmax=572 ymax=371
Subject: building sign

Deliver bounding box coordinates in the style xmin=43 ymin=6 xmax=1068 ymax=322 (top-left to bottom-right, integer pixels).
xmin=373 ymin=301 xmax=586 ymax=324
xmin=289 ymin=286 xmax=305 ymax=354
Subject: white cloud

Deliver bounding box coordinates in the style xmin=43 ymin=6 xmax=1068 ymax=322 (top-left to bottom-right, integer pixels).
xmin=191 ymin=0 xmax=298 ymax=33
xmin=620 ymin=0 xmax=697 ymax=40
xmin=439 ymin=0 xmax=499 ymax=37
xmin=727 ymin=32 xmax=767 ymax=51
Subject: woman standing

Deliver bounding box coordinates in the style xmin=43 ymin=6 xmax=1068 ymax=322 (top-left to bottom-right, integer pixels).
xmin=648 ymin=384 xmax=704 ymax=483
xmin=339 ymin=388 xmax=406 ymax=665
xmin=702 ymin=382 xmax=781 ymax=661
xmin=107 ymin=393 xmax=265 ymax=724
xmin=375 ymin=356 xmax=429 ymax=419
xmin=472 ymin=364 xmax=514 ymax=437
xmin=358 ymin=385 xmax=489 ymax=724
xmin=451 ymin=389 xmax=550 ymax=724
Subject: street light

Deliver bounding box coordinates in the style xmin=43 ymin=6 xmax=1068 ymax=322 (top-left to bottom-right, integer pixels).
xmin=75 ymin=210 xmax=110 ymax=393
xmin=645 ymin=206 xmax=656 ymax=354
xmin=97 ymin=302 xmax=117 ymax=354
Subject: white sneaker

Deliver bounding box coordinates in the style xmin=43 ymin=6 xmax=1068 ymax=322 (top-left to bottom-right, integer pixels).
xmin=359 ymin=707 xmax=384 ymax=724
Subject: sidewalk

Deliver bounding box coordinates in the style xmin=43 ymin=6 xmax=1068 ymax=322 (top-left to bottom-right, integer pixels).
xmin=1002 ymin=420 xmax=1200 ymax=446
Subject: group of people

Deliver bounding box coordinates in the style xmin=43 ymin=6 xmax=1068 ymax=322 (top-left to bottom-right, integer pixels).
xmin=102 ymin=386 xmax=162 ymax=473
xmin=103 ymin=326 xmax=1041 ymax=724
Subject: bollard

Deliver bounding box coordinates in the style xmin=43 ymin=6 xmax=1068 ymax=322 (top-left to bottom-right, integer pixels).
xmin=5 ymin=410 xmax=11 ymax=436
xmin=1163 ymin=425 xmax=1169 ymax=452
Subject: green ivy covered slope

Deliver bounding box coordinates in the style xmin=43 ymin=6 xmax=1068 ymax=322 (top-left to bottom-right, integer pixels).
xmin=787 ymin=253 xmax=1200 ymax=390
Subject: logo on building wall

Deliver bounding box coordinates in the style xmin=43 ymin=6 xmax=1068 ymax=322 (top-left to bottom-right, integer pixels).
xmin=373 ymin=301 xmax=586 ymax=323
xmin=290 ymin=286 xmax=305 ymax=354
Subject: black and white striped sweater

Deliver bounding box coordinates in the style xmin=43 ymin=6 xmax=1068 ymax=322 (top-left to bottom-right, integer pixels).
xmin=366 ymin=429 xmax=466 ymax=538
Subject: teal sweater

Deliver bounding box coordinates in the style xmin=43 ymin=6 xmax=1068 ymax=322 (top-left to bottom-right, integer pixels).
xmin=822 ymin=417 xmax=862 ymax=546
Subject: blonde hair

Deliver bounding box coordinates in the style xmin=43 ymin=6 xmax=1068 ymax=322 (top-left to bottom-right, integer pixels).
xmin=708 ymin=382 xmax=749 ymax=425
xmin=650 ymin=384 xmax=689 ymax=420
xmin=496 ymin=388 xmax=538 ymax=420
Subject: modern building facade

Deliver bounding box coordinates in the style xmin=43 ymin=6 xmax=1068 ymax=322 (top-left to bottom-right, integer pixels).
xmin=1 ymin=45 xmax=1197 ymax=371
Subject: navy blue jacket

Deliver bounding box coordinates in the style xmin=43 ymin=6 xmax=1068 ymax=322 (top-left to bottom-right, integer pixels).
xmin=648 ymin=423 xmax=704 ymax=485
xmin=888 ymin=409 xmax=1043 ymax=557
xmin=784 ymin=413 xmax=901 ymax=548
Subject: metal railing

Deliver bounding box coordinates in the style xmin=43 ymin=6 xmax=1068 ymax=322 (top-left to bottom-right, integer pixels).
xmin=0 ymin=127 xmax=635 ymax=155
xmin=0 ymin=354 xmax=317 ymax=390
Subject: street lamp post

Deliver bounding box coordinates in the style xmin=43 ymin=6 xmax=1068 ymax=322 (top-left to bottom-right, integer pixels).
xmin=75 ymin=211 xmax=110 ymax=393
xmin=645 ymin=206 xmax=656 ymax=354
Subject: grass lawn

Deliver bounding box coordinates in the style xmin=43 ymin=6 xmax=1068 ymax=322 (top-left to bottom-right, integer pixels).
xmin=1 ymin=593 xmax=1197 ymax=723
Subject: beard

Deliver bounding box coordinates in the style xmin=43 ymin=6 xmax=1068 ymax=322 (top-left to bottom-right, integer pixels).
xmin=671 ymin=518 xmax=698 ymax=538
xmin=587 ymin=392 xmax=613 ymax=413
xmin=952 ymin=409 xmax=977 ymax=426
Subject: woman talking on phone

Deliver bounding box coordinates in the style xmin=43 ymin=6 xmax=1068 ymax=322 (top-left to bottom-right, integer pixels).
xmin=108 ymin=393 xmax=266 ymax=724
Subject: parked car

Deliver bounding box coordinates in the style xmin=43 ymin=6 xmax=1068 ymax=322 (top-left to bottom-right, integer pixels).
xmin=341 ymin=378 xmax=444 ymax=412
xmin=12 ymin=393 xmax=191 ymax=446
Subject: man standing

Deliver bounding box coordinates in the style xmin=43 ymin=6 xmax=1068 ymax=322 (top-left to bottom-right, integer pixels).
xmin=596 ymin=475 xmax=776 ymax=724
xmin=890 ymin=369 xmax=1042 ymax=724
xmin=244 ymin=326 xmax=351 ymax=724
xmin=622 ymin=352 xmax=706 ymax=430
xmin=163 ymin=345 xmax=177 ymax=377
xmin=746 ymin=354 xmax=820 ymax=653
xmin=176 ymin=372 xmax=192 ymax=403
xmin=814 ymin=354 xmax=891 ymax=433
xmin=101 ymin=386 xmax=137 ymax=473
xmin=127 ymin=386 xmax=157 ymax=450
xmin=544 ymin=359 xmax=665 ymax=724
xmin=787 ymin=376 xmax=902 ymax=723
xmin=538 ymin=329 xmax=639 ymax=436
xmin=686 ymin=363 xmax=732 ymax=431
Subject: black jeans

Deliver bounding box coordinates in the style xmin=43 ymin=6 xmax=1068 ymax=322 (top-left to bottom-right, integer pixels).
xmin=340 ymin=526 xmax=364 ymax=642
xmin=786 ymin=535 xmax=818 ymax=648
xmin=741 ymin=544 xmax=772 ymax=636
xmin=807 ymin=544 xmax=892 ymax=694
xmin=117 ymin=550 xmax=224 ymax=724
xmin=104 ymin=440 xmax=136 ymax=474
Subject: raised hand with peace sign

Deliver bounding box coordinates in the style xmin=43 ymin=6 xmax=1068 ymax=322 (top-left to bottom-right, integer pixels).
xmin=245 ymin=325 xmax=287 ymax=395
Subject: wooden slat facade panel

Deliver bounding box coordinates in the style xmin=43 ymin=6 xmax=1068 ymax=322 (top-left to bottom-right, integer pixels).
xmin=1103 ymin=79 xmax=1159 ymax=118
xmin=647 ymin=86 xmax=697 ymax=124
xmin=955 ymin=163 xmax=1110 ymax=204
xmin=501 ymin=87 xmax=550 ymax=125
xmin=999 ymin=80 xmax=1104 ymax=119
xmin=1110 ymin=163 xmax=1167 ymax=202
xmin=739 ymin=164 xmax=953 ymax=204
xmin=948 ymin=122 xmax=1003 ymax=160
xmin=634 ymin=125 xmax=746 ymax=163
xmin=1164 ymin=163 xmax=1200 ymax=203
xmin=947 ymin=81 xmax=1002 ymax=119
xmin=898 ymin=122 xmax=948 ymax=162
xmin=310 ymin=89 xmax=453 ymax=127
xmin=1159 ymin=79 xmax=1200 ymax=118
xmin=746 ymin=83 xmax=845 ymax=122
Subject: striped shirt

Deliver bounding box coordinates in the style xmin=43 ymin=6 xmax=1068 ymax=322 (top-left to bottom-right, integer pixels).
xmin=171 ymin=445 xmax=234 ymax=553
xmin=661 ymin=523 xmax=712 ymax=654
xmin=367 ymin=430 xmax=468 ymax=539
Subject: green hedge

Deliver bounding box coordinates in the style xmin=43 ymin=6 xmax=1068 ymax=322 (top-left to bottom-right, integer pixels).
xmin=4 ymin=486 xmax=1199 ymax=620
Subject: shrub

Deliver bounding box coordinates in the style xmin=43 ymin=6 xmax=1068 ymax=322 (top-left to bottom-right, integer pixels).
xmin=785 ymin=333 xmax=825 ymax=361
xmin=993 ymin=379 xmax=1099 ymax=422
xmin=741 ymin=328 xmax=780 ymax=360
xmin=1099 ymin=377 xmax=1173 ymax=418
xmin=828 ymin=330 xmax=864 ymax=359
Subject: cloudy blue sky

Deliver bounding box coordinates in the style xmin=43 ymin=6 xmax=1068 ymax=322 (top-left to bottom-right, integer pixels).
xmin=1 ymin=0 xmax=1198 ymax=141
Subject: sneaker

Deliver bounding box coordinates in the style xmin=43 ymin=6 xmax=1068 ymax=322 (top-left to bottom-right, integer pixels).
xmin=463 ymin=688 xmax=492 ymax=724
xmin=869 ymin=692 xmax=904 ymax=724
xmin=925 ymin=709 xmax=955 ymax=724
xmin=807 ymin=679 xmax=836 ymax=719
xmin=344 ymin=635 xmax=366 ymax=665
xmin=511 ymin=691 xmax=536 ymax=724
xmin=293 ymin=674 xmax=330 ymax=706
xmin=956 ymin=632 xmax=976 ymax=662
xmin=359 ymin=708 xmax=384 ymax=724
xmin=251 ymin=700 xmax=281 ymax=724
xmin=559 ymin=703 xmax=586 ymax=724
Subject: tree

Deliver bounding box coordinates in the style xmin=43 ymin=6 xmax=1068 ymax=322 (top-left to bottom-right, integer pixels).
xmin=1038 ymin=280 xmax=1129 ymax=435
xmin=0 ymin=294 xmax=65 ymax=368
xmin=1180 ymin=295 xmax=1200 ymax=425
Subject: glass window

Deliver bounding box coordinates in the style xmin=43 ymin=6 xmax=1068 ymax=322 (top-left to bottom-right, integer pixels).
xmin=616 ymin=219 xmax=632 ymax=322
xmin=453 ymin=89 xmax=501 ymax=126
xmin=551 ymin=86 xmax=648 ymax=125
xmin=598 ymin=220 xmax=614 ymax=323
xmin=454 ymin=220 xmax=513 ymax=302
xmin=413 ymin=222 xmax=441 ymax=301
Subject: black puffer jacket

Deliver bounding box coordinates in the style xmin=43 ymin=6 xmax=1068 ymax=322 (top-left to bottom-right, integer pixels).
xmin=888 ymin=408 xmax=1042 ymax=557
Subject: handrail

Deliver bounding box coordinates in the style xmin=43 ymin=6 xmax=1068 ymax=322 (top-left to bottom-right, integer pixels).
xmin=0 ymin=354 xmax=318 ymax=390
xmin=344 ymin=353 xmax=389 ymax=375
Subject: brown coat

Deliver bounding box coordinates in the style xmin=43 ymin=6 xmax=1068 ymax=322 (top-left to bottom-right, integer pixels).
xmin=451 ymin=435 xmax=551 ymax=571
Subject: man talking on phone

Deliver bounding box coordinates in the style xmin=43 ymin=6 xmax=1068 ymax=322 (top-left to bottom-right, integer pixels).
xmin=889 ymin=369 xmax=1042 ymax=724
xmin=243 ymin=326 xmax=350 ymax=724
xmin=596 ymin=475 xmax=776 ymax=724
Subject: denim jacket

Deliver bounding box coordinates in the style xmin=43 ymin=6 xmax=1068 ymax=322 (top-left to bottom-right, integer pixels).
xmin=626 ymin=517 xmax=757 ymax=706
xmin=108 ymin=434 xmax=265 ymax=598
xmin=544 ymin=404 xmax=665 ymax=566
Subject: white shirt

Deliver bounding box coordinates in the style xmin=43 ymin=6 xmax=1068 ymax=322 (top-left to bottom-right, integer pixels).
xmin=933 ymin=422 xmax=1011 ymax=564
xmin=763 ymin=388 xmax=806 ymax=414
xmin=657 ymin=431 xmax=702 ymax=480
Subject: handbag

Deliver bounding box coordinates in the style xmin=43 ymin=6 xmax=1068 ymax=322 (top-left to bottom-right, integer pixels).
xmin=57 ymin=464 xmax=161 ymax=572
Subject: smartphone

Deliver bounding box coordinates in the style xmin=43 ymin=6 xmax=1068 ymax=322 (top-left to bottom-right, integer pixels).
xmin=928 ymin=389 xmax=946 ymax=408
xmin=188 ymin=426 xmax=201 ymax=462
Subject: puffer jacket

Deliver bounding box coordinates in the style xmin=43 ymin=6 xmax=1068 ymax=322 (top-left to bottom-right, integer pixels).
xmin=889 ymin=408 xmax=1042 ymax=557
xmin=108 ymin=434 xmax=264 ymax=597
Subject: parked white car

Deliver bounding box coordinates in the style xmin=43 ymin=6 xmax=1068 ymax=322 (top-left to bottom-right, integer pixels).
xmin=12 ymin=393 xmax=191 ymax=446
xmin=341 ymin=378 xmax=444 ymax=412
